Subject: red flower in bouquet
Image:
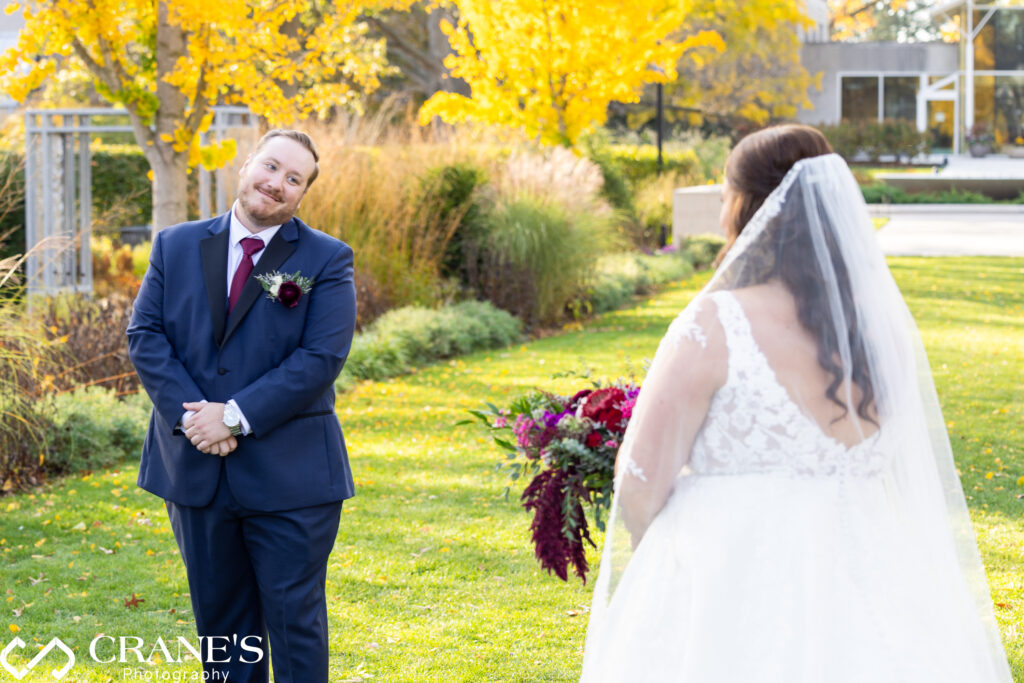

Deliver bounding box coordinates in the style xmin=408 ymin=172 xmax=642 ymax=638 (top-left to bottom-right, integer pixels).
xmin=580 ymin=387 xmax=627 ymax=433
xmin=585 ymin=431 xmax=603 ymax=448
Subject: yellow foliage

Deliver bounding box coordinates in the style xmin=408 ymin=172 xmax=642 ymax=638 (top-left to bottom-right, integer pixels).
xmin=418 ymin=0 xmax=723 ymax=147
xmin=0 ymin=0 xmax=400 ymax=171
xmin=667 ymin=0 xmax=818 ymax=129
xmin=828 ymin=0 xmax=909 ymax=42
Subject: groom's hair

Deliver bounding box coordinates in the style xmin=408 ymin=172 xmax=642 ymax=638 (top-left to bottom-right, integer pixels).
xmin=253 ymin=129 xmax=320 ymax=188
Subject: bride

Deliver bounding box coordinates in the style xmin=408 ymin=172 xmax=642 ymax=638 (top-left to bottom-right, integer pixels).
xmin=579 ymin=124 xmax=1013 ymax=682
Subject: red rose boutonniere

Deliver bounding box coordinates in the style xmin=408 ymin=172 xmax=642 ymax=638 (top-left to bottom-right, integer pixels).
xmin=255 ymin=271 xmax=314 ymax=308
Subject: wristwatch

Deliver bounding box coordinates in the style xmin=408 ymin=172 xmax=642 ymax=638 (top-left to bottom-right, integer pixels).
xmin=222 ymin=402 xmax=243 ymax=437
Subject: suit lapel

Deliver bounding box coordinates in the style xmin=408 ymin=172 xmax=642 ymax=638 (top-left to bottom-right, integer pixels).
xmin=221 ymin=219 xmax=299 ymax=346
xmin=200 ymin=217 xmax=231 ymax=347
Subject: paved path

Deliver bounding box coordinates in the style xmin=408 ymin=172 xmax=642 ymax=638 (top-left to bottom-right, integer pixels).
xmin=872 ymin=206 xmax=1024 ymax=257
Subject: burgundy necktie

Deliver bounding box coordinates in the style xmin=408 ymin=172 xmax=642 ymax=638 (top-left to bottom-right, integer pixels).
xmin=228 ymin=237 xmax=265 ymax=313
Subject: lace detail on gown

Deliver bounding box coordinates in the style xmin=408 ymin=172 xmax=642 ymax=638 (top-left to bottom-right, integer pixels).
xmin=662 ymin=299 xmax=709 ymax=350
xmin=689 ymin=290 xmax=886 ymax=478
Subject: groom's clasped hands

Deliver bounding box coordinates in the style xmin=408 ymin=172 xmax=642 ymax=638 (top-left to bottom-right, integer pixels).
xmin=182 ymin=401 xmax=238 ymax=456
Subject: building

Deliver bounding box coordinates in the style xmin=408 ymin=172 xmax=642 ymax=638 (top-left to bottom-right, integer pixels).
xmin=796 ymin=0 xmax=1024 ymax=155
xmin=0 ymin=8 xmax=24 ymax=112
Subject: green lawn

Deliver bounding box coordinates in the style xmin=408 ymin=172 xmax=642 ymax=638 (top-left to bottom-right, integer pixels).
xmin=1 ymin=257 xmax=1021 ymax=682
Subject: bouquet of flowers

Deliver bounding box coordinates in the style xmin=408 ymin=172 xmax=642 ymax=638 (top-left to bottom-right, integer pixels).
xmin=468 ymin=379 xmax=640 ymax=583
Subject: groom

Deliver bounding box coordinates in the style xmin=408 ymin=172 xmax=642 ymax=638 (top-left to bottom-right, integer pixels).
xmin=127 ymin=130 xmax=356 ymax=682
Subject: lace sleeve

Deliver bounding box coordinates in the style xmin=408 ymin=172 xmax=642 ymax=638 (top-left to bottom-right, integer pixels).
xmin=614 ymin=295 xmax=726 ymax=539
xmin=662 ymin=296 xmax=714 ymax=351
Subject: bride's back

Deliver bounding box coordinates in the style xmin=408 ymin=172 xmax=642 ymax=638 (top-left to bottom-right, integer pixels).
xmin=730 ymin=282 xmax=878 ymax=449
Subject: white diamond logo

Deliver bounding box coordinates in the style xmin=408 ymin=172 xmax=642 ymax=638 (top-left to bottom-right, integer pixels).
xmin=1 ymin=637 xmax=76 ymax=680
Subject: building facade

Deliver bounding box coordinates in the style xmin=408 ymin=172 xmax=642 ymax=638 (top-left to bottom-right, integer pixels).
xmin=796 ymin=0 xmax=1024 ymax=155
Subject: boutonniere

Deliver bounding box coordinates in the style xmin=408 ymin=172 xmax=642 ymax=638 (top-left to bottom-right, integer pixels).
xmin=255 ymin=271 xmax=314 ymax=308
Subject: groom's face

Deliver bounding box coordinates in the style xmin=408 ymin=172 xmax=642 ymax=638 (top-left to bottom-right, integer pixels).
xmin=236 ymin=137 xmax=317 ymax=230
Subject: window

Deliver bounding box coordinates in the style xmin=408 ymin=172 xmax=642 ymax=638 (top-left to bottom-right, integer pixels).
xmin=883 ymin=76 xmax=918 ymax=121
xmin=841 ymin=77 xmax=879 ymax=120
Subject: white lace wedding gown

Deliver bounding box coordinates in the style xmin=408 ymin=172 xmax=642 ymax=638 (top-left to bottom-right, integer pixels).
xmin=580 ymin=290 xmax=1009 ymax=682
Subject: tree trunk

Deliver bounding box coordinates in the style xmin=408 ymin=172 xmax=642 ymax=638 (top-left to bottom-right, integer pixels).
xmin=150 ymin=0 xmax=191 ymax=235
xmin=147 ymin=148 xmax=190 ymax=233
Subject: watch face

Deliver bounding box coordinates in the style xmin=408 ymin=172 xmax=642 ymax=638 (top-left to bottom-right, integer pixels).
xmin=223 ymin=405 xmax=240 ymax=427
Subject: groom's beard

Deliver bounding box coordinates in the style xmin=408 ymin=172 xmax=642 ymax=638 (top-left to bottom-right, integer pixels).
xmin=237 ymin=184 xmax=301 ymax=229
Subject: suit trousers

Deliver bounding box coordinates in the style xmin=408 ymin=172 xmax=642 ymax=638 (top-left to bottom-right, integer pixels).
xmin=166 ymin=463 xmax=342 ymax=683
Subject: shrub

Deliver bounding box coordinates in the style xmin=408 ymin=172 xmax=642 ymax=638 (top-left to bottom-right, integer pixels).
xmin=0 ymin=152 xmax=25 ymax=262
xmin=299 ymin=115 xmax=498 ymax=312
xmin=424 ymin=162 xmax=492 ymax=286
xmin=35 ymin=292 xmax=139 ymax=395
xmin=44 ymin=387 xmax=151 ymax=474
xmin=91 ymin=235 xmax=148 ymax=298
xmin=336 ymin=300 xmax=522 ymax=389
xmin=681 ymin=234 xmax=726 ymax=270
xmin=820 ymin=120 xmax=931 ymax=163
xmin=633 ymin=171 xmax=693 ymax=248
xmin=580 ymin=147 xmax=636 ymax=218
xmin=601 ymin=144 xmax=702 ymax=187
xmin=90 ymin=148 xmax=151 ymax=227
xmin=581 ymin=252 xmax=695 ymax=316
xmin=0 ymin=240 xmax=62 ymax=491
xmin=0 ymin=298 xmax=59 ymax=491
xmin=474 ymin=193 xmax=621 ymax=325
xmin=860 ymin=184 xmax=993 ymax=204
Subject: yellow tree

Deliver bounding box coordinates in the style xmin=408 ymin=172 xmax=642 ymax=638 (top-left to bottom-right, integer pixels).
xmin=1 ymin=0 xmax=399 ymax=231
xmin=663 ymin=0 xmax=820 ymax=131
xmin=417 ymin=0 xmax=723 ymax=147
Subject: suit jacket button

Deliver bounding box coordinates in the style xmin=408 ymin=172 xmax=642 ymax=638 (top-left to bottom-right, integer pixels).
xmin=218 ymin=367 xmax=228 ymax=375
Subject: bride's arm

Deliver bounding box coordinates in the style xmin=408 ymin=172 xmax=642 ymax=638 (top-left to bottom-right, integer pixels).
xmin=615 ymin=297 xmax=727 ymax=544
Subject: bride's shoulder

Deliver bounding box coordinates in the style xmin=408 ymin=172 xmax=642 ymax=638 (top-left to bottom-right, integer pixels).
xmin=659 ymin=293 xmax=728 ymax=389
xmin=664 ymin=293 xmax=727 ymax=353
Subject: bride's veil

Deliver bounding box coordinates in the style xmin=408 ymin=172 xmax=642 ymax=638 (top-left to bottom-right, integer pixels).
xmin=582 ymin=153 xmax=1011 ymax=680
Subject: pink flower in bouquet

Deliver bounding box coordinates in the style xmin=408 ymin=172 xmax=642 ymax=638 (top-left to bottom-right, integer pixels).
xmin=622 ymin=397 xmax=637 ymax=420
xmin=493 ymin=412 xmax=509 ymax=428
xmin=513 ymin=415 xmax=536 ymax=448
xmin=604 ymin=440 xmax=618 ymax=449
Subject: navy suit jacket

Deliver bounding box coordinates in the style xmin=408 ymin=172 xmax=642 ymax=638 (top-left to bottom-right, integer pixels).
xmin=127 ymin=212 xmax=357 ymax=511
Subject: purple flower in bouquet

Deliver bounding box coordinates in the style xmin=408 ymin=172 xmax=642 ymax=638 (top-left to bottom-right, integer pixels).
xmin=543 ymin=410 xmax=563 ymax=429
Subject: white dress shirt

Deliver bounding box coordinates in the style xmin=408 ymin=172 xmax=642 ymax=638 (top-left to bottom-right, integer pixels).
xmin=181 ymin=203 xmax=283 ymax=439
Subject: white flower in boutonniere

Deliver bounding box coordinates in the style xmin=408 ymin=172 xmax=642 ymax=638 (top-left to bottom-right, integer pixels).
xmin=255 ymin=271 xmax=314 ymax=308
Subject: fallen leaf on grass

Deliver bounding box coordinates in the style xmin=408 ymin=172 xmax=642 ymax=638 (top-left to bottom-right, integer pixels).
xmin=124 ymin=594 xmax=145 ymax=608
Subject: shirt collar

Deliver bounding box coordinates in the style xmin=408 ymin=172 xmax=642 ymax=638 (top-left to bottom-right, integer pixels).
xmin=229 ymin=201 xmax=282 ymax=248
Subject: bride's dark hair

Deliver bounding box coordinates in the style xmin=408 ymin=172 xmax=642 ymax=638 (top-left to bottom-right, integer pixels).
xmin=719 ymin=124 xmax=877 ymax=426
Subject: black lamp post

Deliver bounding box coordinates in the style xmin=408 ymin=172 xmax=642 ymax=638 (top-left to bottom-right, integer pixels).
xmin=656 ymin=81 xmax=664 ymax=175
